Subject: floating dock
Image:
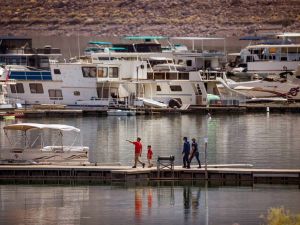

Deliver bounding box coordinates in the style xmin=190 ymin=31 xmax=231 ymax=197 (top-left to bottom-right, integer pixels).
xmin=11 ymin=103 xmax=300 ymax=118
xmin=0 ymin=165 xmax=299 ymax=186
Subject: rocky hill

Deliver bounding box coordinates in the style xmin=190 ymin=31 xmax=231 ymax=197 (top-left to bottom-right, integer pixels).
xmin=0 ymin=0 xmax=299 ymax=37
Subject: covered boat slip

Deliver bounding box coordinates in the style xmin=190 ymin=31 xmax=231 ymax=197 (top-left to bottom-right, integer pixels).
xmin=1 ymin=123 xmax=89 ymax=164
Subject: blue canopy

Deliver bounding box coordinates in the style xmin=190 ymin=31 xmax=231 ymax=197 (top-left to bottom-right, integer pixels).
xmin=123 ymin=36 xmax=168 ymax=41
xmin=88 ymin=41 xmax=112 ymax=45
xmin=109 ymin=47 xmax=127 ymax=50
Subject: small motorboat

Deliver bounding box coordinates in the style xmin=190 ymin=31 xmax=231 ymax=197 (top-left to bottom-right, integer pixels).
xmin=1 ymin=123 xmax=89 ymax=164
xmin=107 ymin=109 xmax=136 ymax=116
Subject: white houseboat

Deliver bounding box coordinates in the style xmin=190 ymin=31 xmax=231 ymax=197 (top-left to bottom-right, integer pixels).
xmin=230 ymin=33 xmax=300 ymax=76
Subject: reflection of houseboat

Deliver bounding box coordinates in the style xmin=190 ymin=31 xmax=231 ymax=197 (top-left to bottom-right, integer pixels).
xmin=107 ymin=109 xmax=136 ymax=116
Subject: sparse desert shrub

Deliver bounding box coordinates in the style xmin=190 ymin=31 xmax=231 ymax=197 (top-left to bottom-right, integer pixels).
xmin=260 ymin=207 xmax=300 ymax=225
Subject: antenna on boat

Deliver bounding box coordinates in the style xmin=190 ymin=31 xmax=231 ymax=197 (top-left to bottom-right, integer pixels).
xmin=77 ymin=31 xmax=81 ymax=57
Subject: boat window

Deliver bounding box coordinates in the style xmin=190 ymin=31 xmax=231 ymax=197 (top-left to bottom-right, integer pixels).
xmin=246 ymin=56 xmax=254 ymax=62
xmin=73 ymin=91 xmax=80 ymax=96
xmin=166 ymin=73 xmax=177 ymax=80
xmin=177 ymin=59 xmax=184 ymax=65
xmin=48 ymin=89 xmax=63 ymax=100
xmin=154 ymin=73 xmax=165 ymax=79
xmin=178 ymin=73 xmax=189 ymax=80
xmin=29 ymin=83 xmax=44 ymax=94
xmin=186 ymin=60 xmax=192 ymax=67
xmin=97 ymin=67 xmax=108 ymax=78
xmin=281 ymin=57 xmax=287 ymax=61
xmin=109 ymin=67 xmax=119 ymax=78
xmin=82 ymin=67 xmax=97 ymax=78
xmin=98 ymin=57 xmax=115 ymax=60
xmin=10 ymin=83 xmax=24 ymax=93
xmin=283 ymin=47 xmax=299 ymax=53
xmin=49 ymin=89 xmax=63 ymax=99
xmin=157 ymin=85 xmax=161 ymax=91
xmin=53 ymin=69 xmax=61 ymax=74
xmin=170 ymin=85 xmax=182 ymax=92
xmin=147 ymin=73 xmax=154 ymax=80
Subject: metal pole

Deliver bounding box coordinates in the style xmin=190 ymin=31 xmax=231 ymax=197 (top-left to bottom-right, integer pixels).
xmin=136 ymin=66 xmax=139 ymax=99
xmin=204 ymin=140 xmax=208 ymax=180
xmin=204 ymin=113 xmax=211 ymax=180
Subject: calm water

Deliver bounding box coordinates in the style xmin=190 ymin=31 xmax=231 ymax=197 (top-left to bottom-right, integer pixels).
xmin=0 ymin=114 xmax=300 ymax=224
xmin=0 ymin=113 xmax=299 ymax=168
xmin=0 ymin=183 xmax=299 ymax=225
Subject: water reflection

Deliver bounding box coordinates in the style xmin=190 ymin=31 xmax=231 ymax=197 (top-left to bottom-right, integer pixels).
xmin=1 ymin=183 xmax=299 ymax=225
xmin=183 ymin=185 xmax=202 ymax=223
xmin=1 ymin=114 xmax=300 ymax=168
xmin=135 ymin=189 xmax=143 ymax=220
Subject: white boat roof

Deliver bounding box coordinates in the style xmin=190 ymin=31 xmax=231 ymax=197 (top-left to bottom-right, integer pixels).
xmin=228 ymin=53 xmax=241 ymax=56
xmin=149 ymin=56 xmax=173 ymax=61
xmin=277 ymin=33 xmax=300 ymax=38
xmin=171 ymin=37 xmax=225 ymax=40
xmin=92 ymin=52 xmax=171 ymax=58
xmin=247 ymin=44 xmax=300 ymax=49
xmin=3 ymin=123 xmax=80 ymax=132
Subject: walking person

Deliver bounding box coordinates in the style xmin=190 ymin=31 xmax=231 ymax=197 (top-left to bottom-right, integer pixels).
xmin=189 ymin=138 xmax=201 ymax=168
xmin=182 ymin=137 xmax=190 ymax=169
xmin=127 ymin=137 xmax=145 ymax=168
xmin=147 ymin=145 xmax=153 ymax=168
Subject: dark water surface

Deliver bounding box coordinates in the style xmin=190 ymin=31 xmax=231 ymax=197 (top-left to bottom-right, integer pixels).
xmin=1 ymin=114 xmax=299 ymax=168
xmin=0 ymin=184 xmax=299 ymax=225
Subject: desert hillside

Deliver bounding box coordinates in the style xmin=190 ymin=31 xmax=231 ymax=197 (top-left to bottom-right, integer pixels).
xmin=0 ymin=0 xmax=299 ymax=37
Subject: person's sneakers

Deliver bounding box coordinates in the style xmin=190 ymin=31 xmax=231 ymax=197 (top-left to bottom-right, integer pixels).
xmin=132 ymin=166 xmax=136 ymax=168
xmin=198 ymin=165 xmax=202 ymax=168
xmin=142 ymin=163 xmax=145 ymax=168
xmin=182 ymin=166 xmax=186 ymax=168
xmin=187 ymin=166 xmax=191 ymax=169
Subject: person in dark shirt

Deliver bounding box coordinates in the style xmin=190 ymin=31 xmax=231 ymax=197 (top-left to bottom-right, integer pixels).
xmin=182 ymin=137 xmax=190 ymax=169
xmin=189 ymin=138 xmax=201 ymax=168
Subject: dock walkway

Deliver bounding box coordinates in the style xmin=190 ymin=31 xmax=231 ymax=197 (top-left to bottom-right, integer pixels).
xmin=0 ymin=165 xmax=299 ymax=186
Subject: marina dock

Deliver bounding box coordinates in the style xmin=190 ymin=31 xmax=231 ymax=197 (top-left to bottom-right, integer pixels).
xmin=0 ymin=165 xmax=299 ymax=186
xmin=10 ymin=103 xmax=300 ymax=118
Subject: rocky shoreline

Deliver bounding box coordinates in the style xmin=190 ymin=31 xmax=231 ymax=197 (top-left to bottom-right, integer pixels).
xmin=0 ymin=0 xmax=299 ymax=37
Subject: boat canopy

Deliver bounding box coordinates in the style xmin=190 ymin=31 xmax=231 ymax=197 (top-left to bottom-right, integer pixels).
xmin=3 ymin=123 xmax=80 ymax=132
xmin=123 ymin=36 xmax=168 ymax=41
xmin=88 ymin=41 xmax=112 ymax=45
xmin=246 ymin=44 xmax=300 ymax=49
xmin=277 ymin=33 xmax=300 ymax=38
xmin=171 ymin=37 xmax=225 ymax=40
xmin=109 ymin=47 xmax=127 ymax=51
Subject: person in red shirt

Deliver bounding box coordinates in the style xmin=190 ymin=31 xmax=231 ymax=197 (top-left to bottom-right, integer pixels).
xmin=147 ymin=145 xmax=153 ymax=168
xmin=127 ymin=137 xmax=145 ymax=168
